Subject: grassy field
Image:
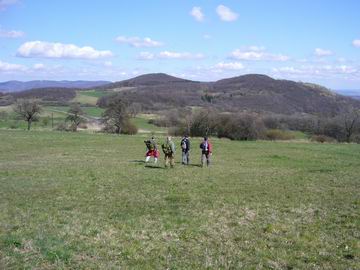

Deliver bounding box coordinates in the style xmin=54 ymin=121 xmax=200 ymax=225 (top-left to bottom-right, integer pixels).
xmin=78 ymin=90 xmax=110 ymax=98
xmin=45 ymin=106 xmax=104 ymax=118
xmin=72 ymin=92 xmax=99 ymax=105
xmin=131 ymin=117 xmax=167 ymax=134
xmin=0 ymin=105 xmax=163 ymax=132
xmin=0 ymin=130 xmax=359 ymax=269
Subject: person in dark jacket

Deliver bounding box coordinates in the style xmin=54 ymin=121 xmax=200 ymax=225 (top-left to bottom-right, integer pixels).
xmin=200 ymin=136 xmax=212 ymax=167
xmin=180 ymin=135 xmax=190 ymax=165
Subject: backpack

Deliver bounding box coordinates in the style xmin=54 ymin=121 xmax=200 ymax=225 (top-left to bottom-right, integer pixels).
xmin=145 ymin=140 xmax=155 ymax=151
xmin=200 ymin=141 xmax=209 ymax=152
xmin=181 ymin=139 xmax=187 ymax=150
xmin=162 ymin=143 xmax=173 ymax=155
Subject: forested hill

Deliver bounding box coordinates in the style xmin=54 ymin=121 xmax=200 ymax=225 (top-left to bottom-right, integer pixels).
xmin=97 ymin=73 xmax=360 ymax=116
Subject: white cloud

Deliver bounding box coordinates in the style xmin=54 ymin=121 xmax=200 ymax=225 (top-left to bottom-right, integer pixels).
xmin=353 ymin=39 xmax=360 ymax=48
xmin=190 ymin=6 xmax=204 ymax=22
xmin=230 ymin=46 xmax=289 ymax=61
xmin=216 ymin=5 xmax=238 ymax=22
xmin=16 ymin=41 xmax=113 ymax=59
xmin=136 ymin=51 xmax=205 ymax=60
xmin=33 ymin=63 xmax=45 ymax=70
xmin=116 ymin=36 xmax=163 ymax=48
xmin=214 ymin=62 xmax=244 ymax=70
xmin=0 ymin=26 xmax=24 ymax=38
xmin=203 ymin=34 xmax=212 ymax=39
xmin=273 ymin=65 xmax=358 ymax=78
xmin=104 ymin=61 xmax=112 ymax=67
xmin=158 ymin=51 xmax=205 ymax=60
xmin=314 ymin=48 xmax=333 ymax=56
xmin=0 ymin=60 xmax=26 ymax=72
xmin=137 ymin=51 xmax=155 ymax=60
xmin=0 ymin=0 xmax=18 ymax=11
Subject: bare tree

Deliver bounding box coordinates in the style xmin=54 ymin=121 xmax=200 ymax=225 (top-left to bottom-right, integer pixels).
xmin=66 ymin=103 xmax=86 ymax=132
xmin=13 ymin=99 xmax=42 ymax=130
xmin=341 ymin=108 xmax=360 ymax=142
xmin=127 ymin=102 xmax=142 ymax=118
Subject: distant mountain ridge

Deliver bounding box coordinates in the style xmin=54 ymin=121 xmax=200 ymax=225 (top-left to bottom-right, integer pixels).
xmin=2 ymin=73 xmax=360 ymax=116
xmin=97 ymin=73 xmax=360 ymax=116
xmin=334 ymin=89 xmax=360 ymax=100
xmin=0 ymin=80 xmax=112 ymax=92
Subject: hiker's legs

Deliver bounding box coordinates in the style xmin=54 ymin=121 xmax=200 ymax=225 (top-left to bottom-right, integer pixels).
xmin=182 ymin=151 xmax=187 ymax=164
xmin=164 ymin=155 xmax=169 ymax=167
xmin=201 ymin=154 xmax=206 ymax=167
xmin=154 ymin=157 xmax=158 ymax=164
xmin=170 ymin=155 xmax=175 ymax=168
xmin=145 ymin=156 xmax=151 ymax=163
xmin=206 ymin=153 xmax=211 ymax=166
xmin=186 ymin=151 xmax=190 ymax=165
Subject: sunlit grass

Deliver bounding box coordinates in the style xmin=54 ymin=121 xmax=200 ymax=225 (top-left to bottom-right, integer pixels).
xmin=0 ymin=130 xmax=359 ymax=269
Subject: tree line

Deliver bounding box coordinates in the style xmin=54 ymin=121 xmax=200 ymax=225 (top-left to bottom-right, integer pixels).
xmin=9 ymin=97 xmax=360 ymax=143
xmin=10 ymin=97 xmax=139 ymax=134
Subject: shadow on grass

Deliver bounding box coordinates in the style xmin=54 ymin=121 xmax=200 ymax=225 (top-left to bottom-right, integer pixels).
xmin=167 ymin=160 xmax=204 ymax=167
xmin=187 ymin=164 xmax=202 ymax=167
xmin=144 ymin=165 xmax=166 ymax=170
xmin=129 ymin=160 xmax=145 ymax=164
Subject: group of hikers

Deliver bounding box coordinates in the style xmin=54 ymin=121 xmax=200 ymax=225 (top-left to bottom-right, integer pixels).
xmin=144 ymin=135 xmax=212 ymax=168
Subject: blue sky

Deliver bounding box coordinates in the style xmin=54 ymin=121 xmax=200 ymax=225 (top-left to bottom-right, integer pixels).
xmin=0 ymin=0 xmax=360 ymax=89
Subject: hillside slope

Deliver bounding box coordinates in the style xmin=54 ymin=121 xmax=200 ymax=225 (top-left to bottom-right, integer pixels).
xmin=2 ymin=73 xmax=359 ymax=116
xmin=98 ymin=73 xmax=360 ymax=115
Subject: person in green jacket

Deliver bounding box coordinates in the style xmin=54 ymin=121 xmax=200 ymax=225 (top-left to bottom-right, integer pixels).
xmin=161 ymin=136 xmax=176 ymax=168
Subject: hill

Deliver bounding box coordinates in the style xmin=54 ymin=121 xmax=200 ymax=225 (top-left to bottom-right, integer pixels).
xmin=0 ymin=87 xmax=77 ymax=106
xmin=98 ymin=73 xmax=195 ymax=89
xmin=2 ymin=73 xmax=360 ymax=116
xmin=98 ymin=73 xmax=360 ymax=116
xmin=0 ymin=80 xmax=111 ymax=93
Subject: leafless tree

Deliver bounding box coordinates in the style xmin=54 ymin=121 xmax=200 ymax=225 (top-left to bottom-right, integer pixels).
xmin=13 ymin=99 xmax=42 ymax=130
xmin=127 ymin=102 xmax=142 ymax=118
xmin=341 ymin=108 xmax=360 ymax=142
xmin=66 ymin=103 xmax=86 ymax=132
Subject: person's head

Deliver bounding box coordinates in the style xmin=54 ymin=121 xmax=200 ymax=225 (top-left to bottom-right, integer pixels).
xmin=204 ymin=136 xmax=208 ymax=141
xmin=184 ymin=134 xmax=188 ymax=138
xmin=151 ymin=136 xmax=155 ymax=140
xmin=167 ymin=136 xmax=172 ymax=142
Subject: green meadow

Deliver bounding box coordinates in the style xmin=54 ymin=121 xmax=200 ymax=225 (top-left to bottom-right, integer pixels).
xmin=0 ymin=130 xmax=359 ymax=269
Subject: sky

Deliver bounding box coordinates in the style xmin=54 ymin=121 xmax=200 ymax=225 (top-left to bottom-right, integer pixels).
xmin=0 ymin=0 xmax=360 ymax=89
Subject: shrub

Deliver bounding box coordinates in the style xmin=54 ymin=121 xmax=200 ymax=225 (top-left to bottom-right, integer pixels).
xmin=9 ymin=122 xmax=18 ymax=129
xmin=263 ymin=116 xmax=282 ymax=129
xmin=265 ymin=129 xmax=295 ymax=140
xmin=310 ymin=135 xmax=336 ymax=143
xmin=122 ymin=121 xmax=138 ymax=135
xmin=350 ymin=133 xmax=360 ymax=144
xmin=55 ymin=123 xmax=68 ymax=131
xmin=42 ymin=117 xmax=50 ymax=126
xmin=189 ymin=109 xmax=218 ymax=137
xmin=78 ymin=123 xmax=88 ymax=129
xmin=322 ymin=119 xmax=345 ymax=142
xmin=216 ymin=113 xmax=266 ymax=140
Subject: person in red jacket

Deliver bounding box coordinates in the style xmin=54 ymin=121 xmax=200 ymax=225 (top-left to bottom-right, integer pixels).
xmin=144 ymin=136 xmax=159 ymax=164
xmin=200 ymin=136 xmax=212 ymax=167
